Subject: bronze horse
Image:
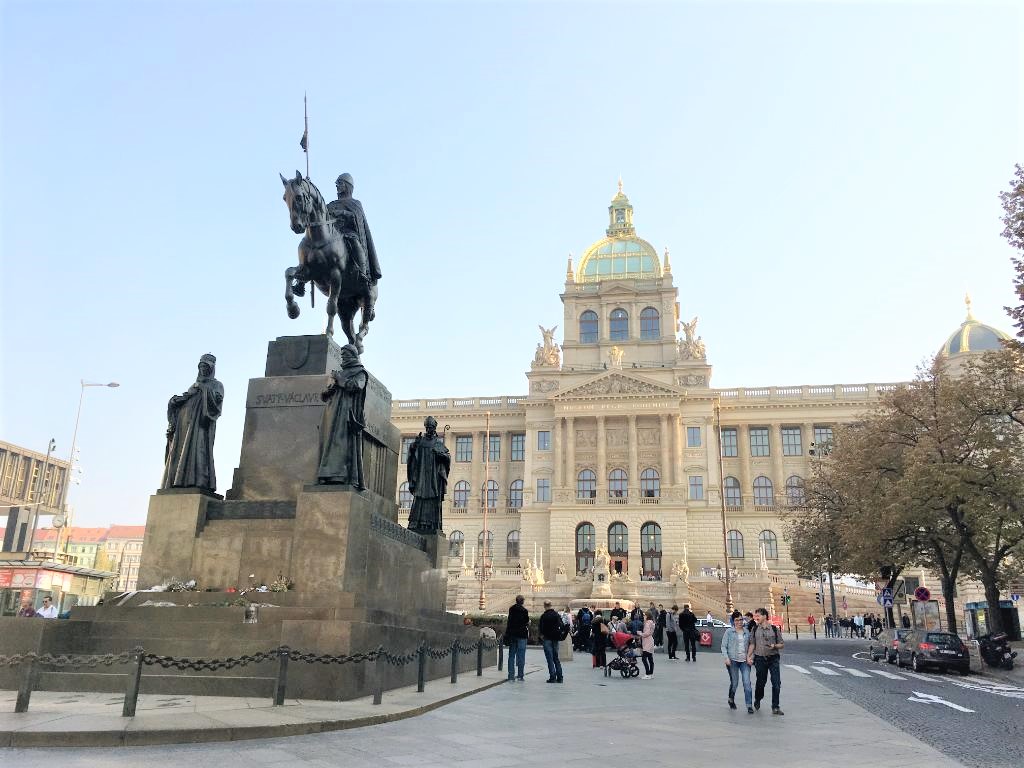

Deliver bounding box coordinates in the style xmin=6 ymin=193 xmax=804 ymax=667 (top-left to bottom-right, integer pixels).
xmin=280 ymin=171 xmax=377 ymax=351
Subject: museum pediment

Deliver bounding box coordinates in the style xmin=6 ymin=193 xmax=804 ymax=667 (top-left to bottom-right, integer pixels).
xmin=553 ymin=371 xmax=681 ymax=399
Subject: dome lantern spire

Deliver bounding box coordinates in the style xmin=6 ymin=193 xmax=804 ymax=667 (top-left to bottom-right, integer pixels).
xmin=965 ymin=292 xmax=975 ymax=321
xmin=607 ymin=178 xmax=635 ymax=237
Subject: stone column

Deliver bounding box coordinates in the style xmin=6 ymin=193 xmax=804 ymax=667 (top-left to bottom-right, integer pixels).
xmin=628 ymin=414 xmax=639 ymax=496
xmin=596 ymin=416 xmax=607 ymax=498
xmin=659 ymin=414 xmax=671 ymax=487
xmin=553 ymin=418 xmax=563 ymax=488
xmin=738 ymin=425 xmax=752 ymax=508
xmin=769 ymin=422 xmax=784 ymax=506
xmin=673 ymin=414 xmax=684 ymax=490
xmin=565 ymin=416 xmax=576 ymax=494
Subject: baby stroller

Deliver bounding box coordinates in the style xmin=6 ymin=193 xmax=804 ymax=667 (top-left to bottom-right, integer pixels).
xmin=607 ymin=631 xmax=641 ymax=678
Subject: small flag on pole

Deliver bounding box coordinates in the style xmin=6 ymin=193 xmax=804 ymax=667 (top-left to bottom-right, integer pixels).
xmin=300 ymin=130 xmax=308 ymax=151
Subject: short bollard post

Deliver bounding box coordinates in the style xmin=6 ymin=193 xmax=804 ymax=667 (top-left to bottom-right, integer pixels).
xmin=450 ymin=640 xmax=459 ymax=684
xmin=498 ymin=637 xmax=504 ymax=672
xmin=477 ymin=641 xmax=484 ymax=676
xmin=417 ymin=644 xmax=426 ymax=693
xmin=273 ymin=645 xmax=290 ymax=706
xmin=813 ymin=624 xmax=817 ymax=639
xmin=795 ymin=625 xmax=799 ymax=640
xmin=14 ymin=657 xmax=36 ymax=714
xmin=122 ymin=648 xmax=144 ymax=718
xmin=372 ymin=646 xmax=384 ymax=706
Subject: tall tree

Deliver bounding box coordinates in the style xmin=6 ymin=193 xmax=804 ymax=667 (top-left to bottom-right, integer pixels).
xmin=1001 ymin=163 xmax=1024 ymax=348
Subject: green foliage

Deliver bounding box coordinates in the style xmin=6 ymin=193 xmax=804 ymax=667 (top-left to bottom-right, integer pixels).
xmin=1001 ymin=164 xmax=1024 ymax=347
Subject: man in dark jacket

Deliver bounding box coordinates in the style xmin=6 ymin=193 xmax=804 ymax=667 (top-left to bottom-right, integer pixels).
xmin=678 ymin=604 xmax=698 ymax=661
xmin=575 ymin=605 xmax=593 ymax=651
xmin=505 ymin=595 xmax=530 ymax=681
xmin=538 ymin=600 xmax=565 ymax=683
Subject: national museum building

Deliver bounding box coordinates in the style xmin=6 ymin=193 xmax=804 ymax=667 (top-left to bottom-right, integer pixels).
xmin=390 ymin=184 xmax=1010 ymax=608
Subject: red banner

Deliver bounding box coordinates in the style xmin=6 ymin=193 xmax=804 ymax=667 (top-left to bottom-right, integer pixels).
xmin=0 ymin=569 xmax=12 ymax=588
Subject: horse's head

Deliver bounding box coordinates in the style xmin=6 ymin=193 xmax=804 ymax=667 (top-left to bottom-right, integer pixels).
xmin=280 ymin=170 xmax=326 ymax=235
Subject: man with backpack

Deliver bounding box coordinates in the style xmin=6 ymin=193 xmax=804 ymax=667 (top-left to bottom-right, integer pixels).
xmin=746 ymin=607 xmax=784 ymax=715
xmin=539 ymin=600 xmax=566 ymax=683
xmin=575 ymin=605 xmax=593 ymax=651
xmin=678 ymin=604 xmax=698 ymax=661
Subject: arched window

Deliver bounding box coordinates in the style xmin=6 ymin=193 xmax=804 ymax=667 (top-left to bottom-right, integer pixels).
xmin=577 ymin=469 xmax=596 ymax=499
xmin=727 ymin=529 xmax=744 ymax=559
xmin=759 ymin=530 xmax=779 ymax=560
xmin=608 ymin=522 xmax=628 ymax=555
xmin=608 ymin=468 xmax=628 ymax=499
xmin=398 ymin=482 xmax=412 ymax=509
xmin=576 ymin=523 xmax=596 ymax=574
xmin=753 ymin=476 xmax=774 ymax=506
xmin=640 ymin=468 xmax=661 ymax=498
xmin=448 ymin=530 xmax=464 ymax=557
xmin=453 ymin=480 xmax=469 ymax=508
xmin=482 ymin=480 xmax=498 ymax=509
xmin=509 ymin=479 xmax=523 ymax=509
xmin=724 ymin=476 xmax=741 ymax=507
xmin=579 ymin=310 xmax=599 ymax=344
xmin=785 ymin=475 xmax=805 ymax=507
xmin=640 ymin=307 xmax=660 ymax=339
xmin=609 ymin=308 xmax=629 ymax=341
xmin=477 ymin=529 xmax=493 ymax=557
xmin=641 ymin=522 xmax=663 ymax=580
xmin=506 ymin=530 xmax=520 ymax=559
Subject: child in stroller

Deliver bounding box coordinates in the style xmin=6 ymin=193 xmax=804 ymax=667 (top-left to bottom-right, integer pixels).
xmin=607 ymin=630 xmax=641 ymax=678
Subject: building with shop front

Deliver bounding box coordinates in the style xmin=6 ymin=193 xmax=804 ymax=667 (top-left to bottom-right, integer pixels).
xmin=390 ymin=183 xmax=1010 ymax=614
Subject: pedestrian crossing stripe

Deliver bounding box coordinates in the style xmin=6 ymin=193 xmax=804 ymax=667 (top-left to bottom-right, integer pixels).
xmin=842 ymin=668 xmax=872 ymax=677
xmin=868 ymin=669 xmax=907 ymax=680
xmin=811 ymin=665 xmax=841 ymax=675
xmin=784 ymin=664 xmax=810 ymax=674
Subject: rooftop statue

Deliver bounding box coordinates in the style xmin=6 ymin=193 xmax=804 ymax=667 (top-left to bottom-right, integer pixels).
xmin=533 ymin=325 xmax=561 ymax=368
xmin=280 ymin=171 xmax=379 ymax=353
xmin=678 ymin=315 xmax=707 ymax=361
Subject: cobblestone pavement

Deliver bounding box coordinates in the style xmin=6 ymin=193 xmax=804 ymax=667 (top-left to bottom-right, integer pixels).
xmin=783 ymin=638 xmax=1024 ymax=768
xmin=3 ymin=645 xmax=965 ymax=767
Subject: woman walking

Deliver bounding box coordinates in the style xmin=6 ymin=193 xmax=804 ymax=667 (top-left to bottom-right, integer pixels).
xmin=722 ymin=613 xmax=754 ymax=713
xmin=591 ymin=611 xmax=608 ymax=669
xmin=638 ymin=609 xmax=657 ymax=679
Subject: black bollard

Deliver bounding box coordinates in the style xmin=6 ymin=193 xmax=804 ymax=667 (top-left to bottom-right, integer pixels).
xmin=122 ymin=648 xmax=145 ymax=717
xmin=417 ymin=644 xmax=426 ymax=693
xmin=372 ymin=646 xmax=384 ymax=705
xmin=14 ymin=657 xmax=36 ymax=714
xmin=450 ymin=640 xmax=459 ymax=684
xmin=477 ymin=641 xmax=484 ymax=676
xmin=273 ymin=646 xmax=290 ymax=706
xmin=498 ymin=636 xmax=504 ymax=672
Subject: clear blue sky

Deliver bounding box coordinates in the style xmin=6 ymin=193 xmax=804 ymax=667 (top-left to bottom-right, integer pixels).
xmin=1 ymin=1 xmax=1021 ymax=528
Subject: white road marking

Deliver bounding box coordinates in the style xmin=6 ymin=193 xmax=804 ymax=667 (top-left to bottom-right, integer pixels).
xmin=947 ymin=679 xmax=1024 ymax=700
xmin=842 ymin=668 xmax=872 ymax=677
xmin=811 ymin=665 xmax=841 ymax=675
xmin=869 ymin=669 xmax=907 ymax=680
xmin=900 ymin=670 xmax=939 ymax=682
xmin=784 ymin=664 xmax=811 ymax=674
xmin=907 ymin=690 xmax=974 ymax=713
xmin=816 ymin=660 xmax=845 ymax=667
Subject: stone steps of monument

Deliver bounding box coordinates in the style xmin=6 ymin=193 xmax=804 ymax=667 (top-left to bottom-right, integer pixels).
xmin=26 ymin=670 xmax=274 ymax=697
xmin=78 ymin=605 xmax=335 ymax=622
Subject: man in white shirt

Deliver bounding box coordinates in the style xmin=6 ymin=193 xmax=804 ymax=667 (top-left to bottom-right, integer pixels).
xmin=706 ymin=611 xmax=713 ymax=623
xmin=36 ymin=596 xmax=58 ymax=619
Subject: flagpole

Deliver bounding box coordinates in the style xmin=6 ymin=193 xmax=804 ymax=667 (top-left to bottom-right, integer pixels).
xmin=303 ymin=92 xmax=310 ymax=178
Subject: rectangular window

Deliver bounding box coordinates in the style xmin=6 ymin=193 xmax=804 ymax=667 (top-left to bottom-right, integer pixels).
xmin=510 ymin=433 xmax=525 ymax=461
xmin=537 ymin=430 xmax=551 ymax=451
xmin=813 ymin=426 xmax=834 ymax=449
xmin=536 ymin=478 xmax=551 ymax=502
xmin=488 ymin=434 xmax=501 ymax=462
xmin=749 ymin=427 xmax=770 ymax=457
xmin=686 ymin=426 xmax=701 ymax=448
xmin=781 ymin=427 xmax=802 ymax=457
xmin=688 ymin=476 xmax=704 ymax=501
xmin=455 ymin=436 xmax=472 ymax=462
xmin=400 ymin=437 xmax=415 ymax=464
xmin=720 ymin=427 xmax=738 ymax=458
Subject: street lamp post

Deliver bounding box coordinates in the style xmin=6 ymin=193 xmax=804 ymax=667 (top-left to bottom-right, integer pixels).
xmin=479 ymin=412 xmax=491 ymax=611
xmin=23 ymin=438 xmax=57 ymax=559
xmin=809 ymin=440 xmax=838 ymax=621
xmin=714 ymin=400 xmax=735 ymax=613
xmin=54 ymin=380 xmax=119 ymax=557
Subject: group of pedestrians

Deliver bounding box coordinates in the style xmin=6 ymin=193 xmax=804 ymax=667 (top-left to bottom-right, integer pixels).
xmin=721 ymin=607 xmax=785 ymax=716
xmin=823 ymin=613 xmax=883 ymax=639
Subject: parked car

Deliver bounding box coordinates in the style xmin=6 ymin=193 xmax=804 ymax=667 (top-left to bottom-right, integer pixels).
xmin=896 ymin=630 xmax=970 ymax=675
xmin=869 ymin=628 xmax=913 ymax=664
xmin=695 ymin=618 xmax=729 ymax=628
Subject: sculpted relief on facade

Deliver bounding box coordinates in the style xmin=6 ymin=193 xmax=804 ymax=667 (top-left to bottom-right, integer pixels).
xmin=530 ymin=379 xmax=559 ymax=394
xmin=562 ymin=373 xmax=677 ymax=398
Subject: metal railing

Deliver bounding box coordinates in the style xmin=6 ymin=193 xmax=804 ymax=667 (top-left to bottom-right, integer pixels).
xmin=0 ymin=637 xmax=502 ymax=716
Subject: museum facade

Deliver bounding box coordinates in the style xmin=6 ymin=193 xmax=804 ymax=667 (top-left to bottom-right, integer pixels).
xmin=390 ymin=184 xmax=1010 ymax=604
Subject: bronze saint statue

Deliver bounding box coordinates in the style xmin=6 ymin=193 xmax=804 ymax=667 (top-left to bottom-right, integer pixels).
xmin=326 ymin=173 xmax=382 ymax=285
xmin=316 ymin=344 xmax=368 ymax=488
xmin=406 ymin=416 xmax=451 ymax=534
xmin=162 ymin=353 xmax=224 ymax=492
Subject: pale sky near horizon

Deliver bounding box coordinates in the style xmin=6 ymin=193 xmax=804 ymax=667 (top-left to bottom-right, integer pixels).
xmin=1 ymin=0 xmax=1021 ymax=529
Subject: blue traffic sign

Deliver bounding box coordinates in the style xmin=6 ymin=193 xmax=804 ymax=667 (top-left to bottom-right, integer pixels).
xmin=1013 ymin=593 xmax=1021 ymax=602
xmin=882 ymin=598 xmax=894 ymax=608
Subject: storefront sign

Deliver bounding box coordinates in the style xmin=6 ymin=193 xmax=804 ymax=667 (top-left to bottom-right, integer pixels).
xmin=0 ymin=569 xmax=12 ymax=588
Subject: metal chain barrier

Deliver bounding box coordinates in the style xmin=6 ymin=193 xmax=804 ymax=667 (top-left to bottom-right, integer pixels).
xmin=7 ymin=635 xmax=500 ymax=716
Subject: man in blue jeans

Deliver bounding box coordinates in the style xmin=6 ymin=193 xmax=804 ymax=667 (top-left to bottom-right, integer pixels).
xmin=746 ymin=607 xmax=784 ymax=715
xmin=538 ymin=600 xmax=565 ymax=683
xmin=505 ymin=594 xmax=530 ymax=681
